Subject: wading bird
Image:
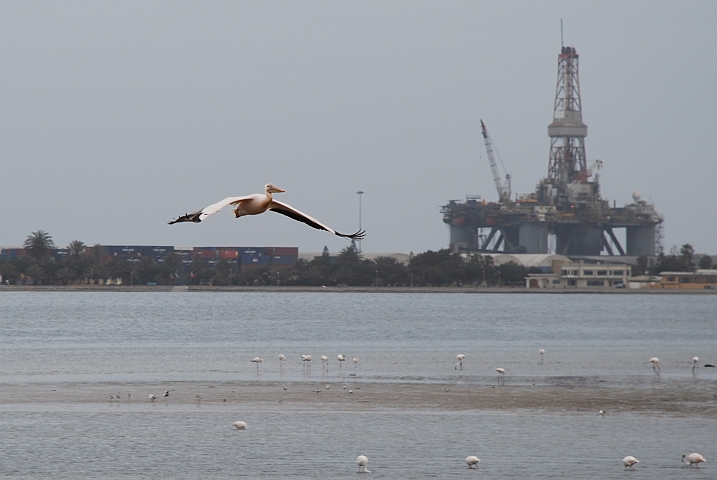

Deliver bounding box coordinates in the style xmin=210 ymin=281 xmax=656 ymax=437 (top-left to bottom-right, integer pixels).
xmin=149 ymin=394 xmax=157 ymax=401
xmin=353 ymin=357 xmax=359 ymax=375
xmin=455 ymin=354 xmax=466 ymax=370
xmin=539 ymin=349 xmax=545 ymax=363
xmin=279 ymin=354 xmax=285 ymax=372
xmin=496 ymin=367 xmax=506 ymax=384
xmin=649 ymin=357 xmax=660 ymax=377
xmin=682 ymin=453 xmax=706 ymax=467
xmin=169 ymin=183 xmax=365 ymax=240
xmin=231 ymin=421 xmax=247 ymax=430
xmin=338 ymin=354 xmax=346 ymax=370
xmin=356 ymin=455 xmax=370 ymax=473
xmin=692 ymin=356 xmax=699 ymax=374
xmin=623 ymin=456 xmax=639 ymax=470
xmin=320 ymin=355 xmax=329 ymax=373
xmin=251 ymin=356 xmax=263 ymax=373
xmin=466 ymin=456 xmax=480 ymax=468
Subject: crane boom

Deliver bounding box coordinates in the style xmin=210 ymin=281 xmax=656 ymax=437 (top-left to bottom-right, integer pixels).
xmin=480 ymin=120 xmax=511 ymax=203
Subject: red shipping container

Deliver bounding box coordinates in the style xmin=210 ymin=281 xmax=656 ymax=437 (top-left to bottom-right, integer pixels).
xmin=272 ymin=247 xmax=299 ymax=256
xmin=218 ymin=248 xmax=239 ymax=259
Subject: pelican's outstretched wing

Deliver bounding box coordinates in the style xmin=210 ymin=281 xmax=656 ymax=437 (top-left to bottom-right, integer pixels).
xmin=268 ymin=200 xmax=366 ymax=239
xmin=169 ymin=196 xmax=252 ymax=224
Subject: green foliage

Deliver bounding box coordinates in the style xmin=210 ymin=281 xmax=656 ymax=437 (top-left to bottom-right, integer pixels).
xmin=23 ymin=230 xmax=55 ymax=261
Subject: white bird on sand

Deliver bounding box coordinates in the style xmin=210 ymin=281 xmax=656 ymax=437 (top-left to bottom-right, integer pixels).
xmin=496 ymin=367 xmax=506 ymax=384
xmin=169 ymin=183 xmax=366 ymax=240
xmin=251 ymin=356 xmax=263 ymax=373
xmin=356 ymin=455 xmax=370 ymax=473
xmin=599 ymin=409 xmax=606 ymax=417
xmin=649 ymin=357 xmax=660 ymax=376
xmin=466 ymin=456 xmax=481 ymax=468
xmin=231 ymin=421 xmax=247 ymax=430
xmin=163 ymin=391 xmax=169 ymax=397
xmin=682 ymin=453 xmax=706 ymax=467
xmin=455 ymin=354 xmax=466 ymax=370
xmin=149 ymin=394 xmax=157 ymax=401
xmin=692 ymin=356 xmax=699 ymax=374
xmin=623 ymin=456 xmax=639 ymax=470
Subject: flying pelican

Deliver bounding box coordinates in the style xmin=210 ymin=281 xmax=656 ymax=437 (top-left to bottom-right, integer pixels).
xmin=466 ymin=456 xmax=480 ymax=468
xmin=496 ymin=367 xmax=505 ymax=384
xmin=692 ymin=356 xmax=699 ymax=374
xmin=455 ymin=354 xmax=466 ymax=370
xmin=682 ymin=453 xmax=706 ymax=467
xmin=356 ymin=455 xmax=370 ymax=473
xmin=279 ymin=354 xmax=285 ymax=372
xmin=251 ymin=356 xmax=263 ymax=373
xmin=231 ymin=421 xmax=247 ymax=430
xmin=623 ymin=456 xmax=639 ymax=470
xmin=168 ymin=183 xmax=366 ymax=240
xmin=149 ymin=394 xmax=157 ymax=401
xmin=649 ymin=357 xmax=660 ymax=376
xmin=353 ymin=357 xmax=359 ymax=375
xmin=320 ymin=355 xmax=329 ymax=373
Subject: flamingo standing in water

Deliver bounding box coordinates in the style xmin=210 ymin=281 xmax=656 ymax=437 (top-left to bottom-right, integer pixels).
xmin=279 ymin=354 xmax=285 ymax=372
xmin=692 ymin=356 xmax=699 ymax=374
xmin=251 ymin=356 xmax=263 ymax=373
xmin=338 ymin=354 xmax=346 ymax=371
xmin=320 ymin=355 xmax=329 ymax=374
xmin=466 ymin=456 xmax=480 ymax=468
xmin=356 ymin=455 xmax=370 ymax=473
xmin=496 ymin=367 xmax=506 ymax=384
xmin=539 ymin=349 xmax=545 ymax=364
xmin=682 ymin=453 xmax=706 ymax=467
xmin=353 ymin=357 xmax=359 ymax=375
xmin=455 ymin=354 xmax=466 ymax=370
xmin=649 ymin=357 xmax=660 ymax=377
xmin=623 ymin=456 xmax=639 ymax=470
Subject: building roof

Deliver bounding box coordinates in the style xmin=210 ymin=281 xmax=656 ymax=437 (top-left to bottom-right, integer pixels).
xmin=485 ymin=254 xmax=573 ymax=268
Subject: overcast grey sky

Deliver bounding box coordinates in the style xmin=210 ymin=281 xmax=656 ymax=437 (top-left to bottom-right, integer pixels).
xmin=1 ymin=1 xmax=715 ymax=255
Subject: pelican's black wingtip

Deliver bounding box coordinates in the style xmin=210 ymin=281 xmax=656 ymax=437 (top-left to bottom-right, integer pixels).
xmin=168 ymin=211 xmax=203 ymax=225
xmin=341 ymin=229 xmax=366 ymax=240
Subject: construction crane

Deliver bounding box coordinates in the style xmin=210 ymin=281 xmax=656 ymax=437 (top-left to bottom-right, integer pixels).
xmin=480 ymin=119 xmax=511 ymax=203
xmin=567 ymin=159 xmax=603 ymax=197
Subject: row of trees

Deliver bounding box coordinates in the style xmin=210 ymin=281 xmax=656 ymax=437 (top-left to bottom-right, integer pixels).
xmin=1 ymin=230 xmax=534 ymax=287
xmin=1 ymin=231 xmax=712 ymax=287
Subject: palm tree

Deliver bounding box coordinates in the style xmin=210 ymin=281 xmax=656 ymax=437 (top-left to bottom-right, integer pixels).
xmin=67 ymin=240 xmax=86 ymax=257
xmin=23 ymin=230 xmax=55 ymax=261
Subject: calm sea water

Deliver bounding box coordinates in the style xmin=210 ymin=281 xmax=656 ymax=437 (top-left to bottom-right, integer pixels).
xmin=1 ymin=292 xmax=716 ymax=478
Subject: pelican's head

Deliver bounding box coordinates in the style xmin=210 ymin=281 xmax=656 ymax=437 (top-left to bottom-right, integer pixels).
xmin=265 ymin=183 xmax=285 ymax=194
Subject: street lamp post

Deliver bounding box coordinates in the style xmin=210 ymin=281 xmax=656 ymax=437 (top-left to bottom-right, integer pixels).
xmin=356 ymin=190 xmax=364 ymax=252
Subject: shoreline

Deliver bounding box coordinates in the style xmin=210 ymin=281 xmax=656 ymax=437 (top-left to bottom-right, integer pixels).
xmin=2 ymin=380 xmax=716 ymax=417
xmin=1 ymin=285 xmax=714 ymax=294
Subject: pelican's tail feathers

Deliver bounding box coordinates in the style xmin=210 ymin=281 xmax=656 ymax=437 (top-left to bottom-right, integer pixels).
xmin=169 ymin=210 xmax=204 ymax=225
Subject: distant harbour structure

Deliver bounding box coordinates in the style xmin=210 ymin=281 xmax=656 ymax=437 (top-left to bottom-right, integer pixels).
xmin=442 ymin=45 xmax=663 ymax=257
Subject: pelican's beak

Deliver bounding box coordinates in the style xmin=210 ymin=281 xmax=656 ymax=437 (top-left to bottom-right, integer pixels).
xmin=268 ymin=185 xmax=285 ymax=193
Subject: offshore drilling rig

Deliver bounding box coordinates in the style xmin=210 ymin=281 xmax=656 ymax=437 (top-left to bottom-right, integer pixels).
xmin=442 ymin=45 xmax=663 ymax=256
